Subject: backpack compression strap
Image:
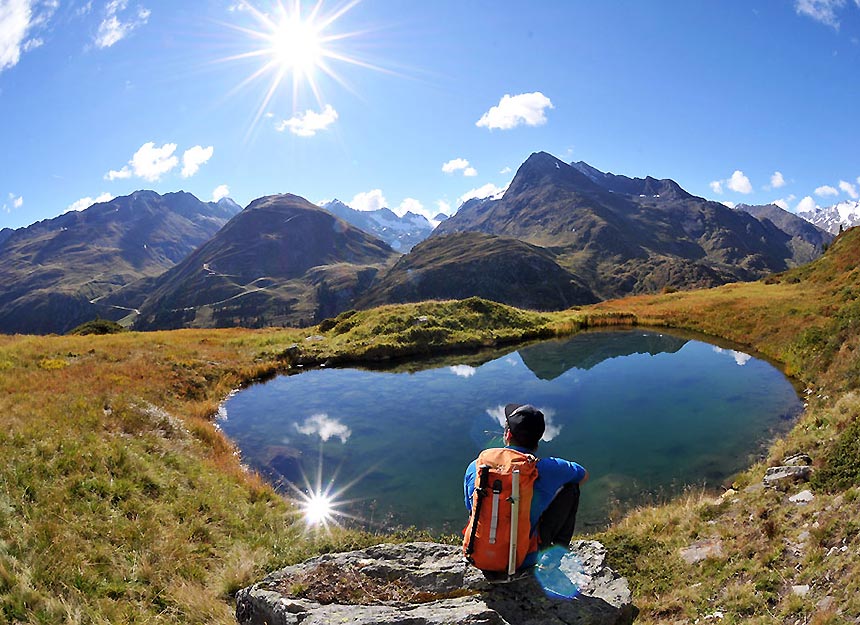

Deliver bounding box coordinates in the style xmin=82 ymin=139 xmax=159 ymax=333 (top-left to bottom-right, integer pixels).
xmin=464 ymin=465 xmax=489 ymax=561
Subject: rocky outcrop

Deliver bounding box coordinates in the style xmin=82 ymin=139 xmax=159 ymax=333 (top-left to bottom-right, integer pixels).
xmin=763 ymin=452 xmax=814 ymax=490
xmin=236 ymin=541 xmax=637 ymax=625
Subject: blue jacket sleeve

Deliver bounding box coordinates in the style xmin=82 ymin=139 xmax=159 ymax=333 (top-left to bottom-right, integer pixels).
xmin=464 ymin=460 xmax=477 ymax=512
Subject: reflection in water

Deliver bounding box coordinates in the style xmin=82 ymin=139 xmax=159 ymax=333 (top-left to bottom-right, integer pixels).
xmin=712 ymin=346 xmax=752 ymax=366
xmin=295 ymin=413 xmax=352 ymax=443
xmin=450 ymin=365 xmax=477 ymax=378
xmin=519 ymin=332 xmax=689 ymax=380
xmin=485 ymin=404 xmax=563 ymax=442
xmin=219 ymin=330 xmax=802 ymax=532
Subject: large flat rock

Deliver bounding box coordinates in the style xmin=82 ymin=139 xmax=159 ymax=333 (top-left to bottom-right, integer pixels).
xmin=236 ymin=541 xmax=637 ymax=625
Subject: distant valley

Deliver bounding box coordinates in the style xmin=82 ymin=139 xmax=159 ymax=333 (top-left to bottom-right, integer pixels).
xmin=0 ymin=153 xmax=839 ymax=334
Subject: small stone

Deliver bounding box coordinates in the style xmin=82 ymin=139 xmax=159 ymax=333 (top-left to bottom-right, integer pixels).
xmin=791 ymin=584 xmax=811 ymax=597
xmin=783 ymin=453 xmax=813 ymax=467
xmin=789 ymin=490 xmax=815 ymax=504
xmin=680 ymin=539 xmax=724 ymax=565
xmin=304 ymin=335 xmax=325 ymax=342
xmin=798 ymin=531 xmax=810 ymax=542
xmin=817 ymin=596 xmax=835 ymax=611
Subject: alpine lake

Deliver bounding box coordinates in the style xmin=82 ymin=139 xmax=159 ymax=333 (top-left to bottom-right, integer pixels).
xmin=218 ymin=329 xmax=803 ymax=534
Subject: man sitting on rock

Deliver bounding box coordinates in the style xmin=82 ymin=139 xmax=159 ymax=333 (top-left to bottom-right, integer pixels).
xmin=464 ymin=403 xmax=589 ymax=573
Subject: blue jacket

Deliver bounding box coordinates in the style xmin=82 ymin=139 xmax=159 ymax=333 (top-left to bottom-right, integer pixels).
xmin=464 ymin=445 xmax=586 ymax=563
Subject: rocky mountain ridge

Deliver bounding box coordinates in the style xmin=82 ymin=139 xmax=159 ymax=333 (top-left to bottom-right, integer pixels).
xmin=321 ymin=199 xmax=438 ymax=252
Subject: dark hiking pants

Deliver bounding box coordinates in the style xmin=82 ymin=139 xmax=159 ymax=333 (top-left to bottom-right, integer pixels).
xmin=538 ymin=482 xmax=581 ymax=549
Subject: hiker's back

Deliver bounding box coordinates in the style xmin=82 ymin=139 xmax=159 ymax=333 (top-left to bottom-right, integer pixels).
xmin=462 ymin=448 xmax=538 ymax=576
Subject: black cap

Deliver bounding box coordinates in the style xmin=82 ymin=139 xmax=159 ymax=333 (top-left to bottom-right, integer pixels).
xmin=504 ymin=403 xmax=545 ymax=448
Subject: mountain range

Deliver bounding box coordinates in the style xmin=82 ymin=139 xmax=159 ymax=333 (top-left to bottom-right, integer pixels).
xmin=0 ymin=191 xmax=240 ymax=334
xmin=797 ymin=200 xmax=860 ymax=234
xmin=320 ymin=200 xmax=439 ymax=252
xmin=0 ymin=153 xmax=839 ymax=334
xmin=433 ymin=152 xmax=832 ymax=299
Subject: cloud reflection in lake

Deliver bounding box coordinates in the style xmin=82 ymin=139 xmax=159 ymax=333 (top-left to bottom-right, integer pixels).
xmin=712 ymin=346 xmax=752 ymax=366
xmin=486 ymin=404 xmax=563 ymax=442
xmin=295 ymin=413 xmax=352 ymax=443
xmin=450 ymin=364 xmax=477 ymax=378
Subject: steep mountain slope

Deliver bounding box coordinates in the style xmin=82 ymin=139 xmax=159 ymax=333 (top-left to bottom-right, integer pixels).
xmin=321 ymin=199 xmax=436 ymax=252
xmin=133 ymin=194 xmax=398 ymax=330
xmin=358 ymin=232 xmax=597 ymax=311
xmin=798 ymin=199 xmax=860 ymax=234
xmin=735 ymin=202 xmax=833 ymax=264
xmin=0 ymin=191 xmax=240 ymax=334
xmin=435 ymin=152 xmax=817 ymax=299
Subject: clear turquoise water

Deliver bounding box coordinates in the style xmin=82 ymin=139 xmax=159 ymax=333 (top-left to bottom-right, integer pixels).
xmin=219 ymin=330 xmax=802 ymax=533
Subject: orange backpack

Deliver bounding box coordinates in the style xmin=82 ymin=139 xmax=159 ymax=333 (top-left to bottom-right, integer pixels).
xmin=462 ymin=448 xmax=539 ymax=576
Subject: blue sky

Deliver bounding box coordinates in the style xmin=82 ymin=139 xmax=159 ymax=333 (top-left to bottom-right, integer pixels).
xmin=1 ymin=0 xmax=859 ymax=229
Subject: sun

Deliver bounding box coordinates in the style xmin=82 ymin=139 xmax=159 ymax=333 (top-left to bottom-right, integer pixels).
xmin=222 ymin=0 xmax=384 ymax=131
xmin=269 ymin=12 xmax=324 ymax=78
xmin=301 ymin=490 xmax=335 ymax=526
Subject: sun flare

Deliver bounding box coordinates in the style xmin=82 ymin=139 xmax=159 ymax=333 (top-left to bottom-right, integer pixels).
xmin=223 ymin=0 xmax=384 ymax=132
xmin=302 ymin=491 xmax=335 ymax=526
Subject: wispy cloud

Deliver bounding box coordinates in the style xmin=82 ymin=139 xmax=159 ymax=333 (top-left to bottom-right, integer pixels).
xmin=450 ymin=365 xmax=476 ymax=378
xmin=3 ymin=192 xmax=24 ymax=213
xmin=815 ymin=184 xmax=839 ymax=197
xmin=476 ymin=92 xmax=553 ymax=130
xmin=275 ymin=104 xmax=338 ymax=137
xmin=95 ymin=0 xmax=151 ymax=49
xmin=458 ymin=183 xmax=507 ymax=206
xmin=0 ymin=0 xmax=59 ymax=73
xmin=795 ymin=0 xmax=856 ymax=29
xmin=839 ymin=180 xmax=858 ymax=199
xmin=181 ymin=145 xmax=214 ymax=178
xmin=770 ymin=171 xmax=786 ymax=189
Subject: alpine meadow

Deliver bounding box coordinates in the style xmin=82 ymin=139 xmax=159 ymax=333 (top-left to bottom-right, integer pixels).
xmin=2 ymin=1 xmax=860 ymax=624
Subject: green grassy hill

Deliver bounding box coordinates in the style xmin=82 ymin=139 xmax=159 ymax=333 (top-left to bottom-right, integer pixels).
xmin=1 ymin=227 xmax=859 ymax=623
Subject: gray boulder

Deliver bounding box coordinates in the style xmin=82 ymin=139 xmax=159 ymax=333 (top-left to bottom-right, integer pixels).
xmin=236 ymin=541 xmax=637 ymax=625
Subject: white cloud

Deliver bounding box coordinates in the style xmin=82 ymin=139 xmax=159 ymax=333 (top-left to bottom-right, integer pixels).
xmin=442 ymin=158 xmax=469 ymax=174
xmin=212 ymin=184 xmax=230 ymax=202
xmin=435 ymin=200 xmax=452 ymax=215
xmin=709 ymin=181 xmax=723 ymax=195
xmin=727 ymin=170 xmax=753 ymax=194
xmin=815 ymin=184 xmax=839 ymax=197
xmin=295 ymin=413 xmax=351 ymax=443
xmin=772 ymin=199 xmax=790 ymax=210
xmin=129 ymin=142 xmax=178 ymax=181
xmin=350 ymin=189 xmax=387 ymax=212
xmin=839 ymin=180 xmax=858 ymax=199
xmin=770 ymin=171 xmax=786 ymax=189
xmin=105 ymin=166 xmax=132 ymax=180
xmin=500 ymin=166 xmax=512 ymax=175
xmin=450 ymin=365 xmax=476 ymax=378
xmin=457 ymin=183 xmax=507 ymax=206
xmin=181 ymin=145 xmax=214 ymax=178
xmin=721 ymin=201 xmax=736 ymax=209
xmin=275 ymin=104 xmax=338 ymax=137
xmin=3 ymin=193 xmax=23 ymax=213
xmin=0 ymin=0 xmax=58 ymax=73
xmin=485 ymin=405 xmax=562 ymax=442
xmin=795 ymin=0 xmax=850 ymax=28
xmin=442 ymin=158 xmax=478 ymax=177
xmin=476 ymin=92 xmax=554 ymax=130
xmin=796 ymin=196 xmax=818 ymax=213
xmin=95 ymin=0 xmax=151 ymax=49
xmin=395 ymin=197 xmax=424 ymax=217
xmin=65 ymin=192 xmax=113 ymax=213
